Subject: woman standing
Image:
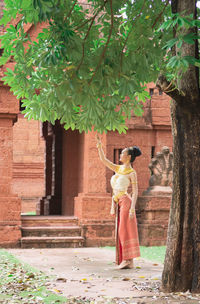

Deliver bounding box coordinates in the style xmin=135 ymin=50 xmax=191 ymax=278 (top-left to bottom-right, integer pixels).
xmin=96 ymin=135 xmax=141 ymax=269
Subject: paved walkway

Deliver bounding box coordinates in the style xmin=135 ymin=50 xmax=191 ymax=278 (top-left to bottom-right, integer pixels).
xmin=8 ymin=248 xmax=200 ymax=303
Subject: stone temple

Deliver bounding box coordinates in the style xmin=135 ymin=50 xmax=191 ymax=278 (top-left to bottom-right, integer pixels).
xmin=0 ymin=2 xmax=173 ymax=248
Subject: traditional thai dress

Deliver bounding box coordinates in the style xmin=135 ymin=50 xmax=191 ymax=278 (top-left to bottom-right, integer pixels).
xmin=110 ymin=165 xmax=140 ymax=265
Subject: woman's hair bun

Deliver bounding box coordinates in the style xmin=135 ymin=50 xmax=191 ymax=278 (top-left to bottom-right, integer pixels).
xmin=128 ymin=146 xmax=142 ymax=162
xmin=133 ymin=146 xmax=142 ymax=157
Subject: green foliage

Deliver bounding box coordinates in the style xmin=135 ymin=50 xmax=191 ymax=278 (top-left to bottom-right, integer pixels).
xmin=0 ymin=0 xmax=199 ymax=133
xmin=158 ymin=12 xmax=200 ymax=81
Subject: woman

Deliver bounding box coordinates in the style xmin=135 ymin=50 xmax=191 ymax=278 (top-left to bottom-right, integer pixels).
xmin=96 ymin=135 xmax=141 ymax=269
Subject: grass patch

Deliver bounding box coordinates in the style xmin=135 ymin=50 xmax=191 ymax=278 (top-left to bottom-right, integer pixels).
xmin=140 ymin=246 xmax=166 ymax=263
xmin=21 ymin=211 xmax=36 ymax=216
xmin=0 ymin=249 xmax=68 ymax=304
xmin=104 ymin=246 xmax=166 ymax=264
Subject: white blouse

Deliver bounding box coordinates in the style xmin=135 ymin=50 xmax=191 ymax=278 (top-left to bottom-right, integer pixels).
xmin=110 ymin=165 xmax=136 ymax=194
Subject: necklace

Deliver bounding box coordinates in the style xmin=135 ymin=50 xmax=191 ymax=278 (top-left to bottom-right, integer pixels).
xmin=116 ymin=165 xmax=134 ymax=175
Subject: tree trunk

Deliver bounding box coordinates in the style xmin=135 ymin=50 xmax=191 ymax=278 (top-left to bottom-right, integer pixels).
xmin=158 ymin=0 xmax=200 ymax=292
xmin=162 ymin=101 xmax=200 ymax=292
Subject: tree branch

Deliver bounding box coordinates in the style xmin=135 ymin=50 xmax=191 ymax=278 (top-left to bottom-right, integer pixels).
xmin=88 ymin=0 xmax=113 ymax=85
xmin=151 ymin=0 xmax=170 ymax=29
xmin=76 ymin=18 xmax=96 ymax=73
xmin=66 ymin=0 xmax=78 ymax=20
xmin=76 ymin=1 xmax=108 ymax=74
xmin=120 ymin=1 xmax=145 ymax=72
xmin=75 ymin=1 xmax=107 ymax=31
xmin=75 ymin=16 xmax=94 ymax=31
xmin=156 ymin=74 xmax=183 ymax=102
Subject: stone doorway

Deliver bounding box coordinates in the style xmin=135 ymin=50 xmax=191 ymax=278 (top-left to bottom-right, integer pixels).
xmin=20 ymin=124 xmax=85 ymax=248
xmin=38 ymin=122 xmax=82 ymax=216
xmin=62 ymin=128 xmax=82 ymax=216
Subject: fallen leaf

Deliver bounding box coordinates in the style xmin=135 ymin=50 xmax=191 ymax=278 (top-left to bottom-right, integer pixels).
xmin=56 ymin=277 xmax=67 ymax=282
xmin=27 ymin=273 xmax=35 ymax=279
xmin=53 ymin=288 xmax=62 ymax=293
xmin=122 ymin=277 xmax=131 ymax=281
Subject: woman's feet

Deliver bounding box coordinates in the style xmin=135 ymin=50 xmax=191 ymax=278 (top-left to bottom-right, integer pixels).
xmin=118 ymin=259 xmax=133 ymax=269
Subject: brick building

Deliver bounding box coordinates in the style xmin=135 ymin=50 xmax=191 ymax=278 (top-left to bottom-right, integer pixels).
xmin=0 ymin=81 xmax=172 ymax=247
xmin=13 ymin=83 xmax=172 ymax=215
xmin=0 ymin=1 xmax=173 ymax=247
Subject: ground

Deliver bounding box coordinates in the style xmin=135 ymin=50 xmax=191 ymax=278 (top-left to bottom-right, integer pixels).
xmin=0 ymin=247 xmax=200 ymax=303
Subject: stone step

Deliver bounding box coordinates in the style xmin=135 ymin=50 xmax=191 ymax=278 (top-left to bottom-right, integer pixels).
xmin=21 ymin=236 xmax=85 ymax=248
xmin=22 ymin=226 xmax=82 ymax=237
xmin=21 ymin=215 xmax=79 ymax=227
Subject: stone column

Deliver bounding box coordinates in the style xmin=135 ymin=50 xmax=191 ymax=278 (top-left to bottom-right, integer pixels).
xmin=0 ymin=85 xmax=21 ymax=247
xmin=74 ymin=131 xmax=115 ymax=246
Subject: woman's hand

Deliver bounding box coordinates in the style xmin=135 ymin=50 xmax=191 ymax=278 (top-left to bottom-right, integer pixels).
xmin=129 ymin=208 xmax=135 ymax=219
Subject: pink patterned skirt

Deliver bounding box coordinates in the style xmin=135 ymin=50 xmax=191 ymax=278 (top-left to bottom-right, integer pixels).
xmin=115 ymin=194 xmax=140 ymax=265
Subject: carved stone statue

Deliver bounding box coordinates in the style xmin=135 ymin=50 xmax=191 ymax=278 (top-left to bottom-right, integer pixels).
xmin=148 ymin=146 xmax=173 ymax=188
xmin=137 ymin=146 xmax=173 ymax=246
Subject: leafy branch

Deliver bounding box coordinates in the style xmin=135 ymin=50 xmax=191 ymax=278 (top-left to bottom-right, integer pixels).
xmin=151 ymin=0 xmax=170 ymax=29
xmin=75 ymin=16 xmax=94 ymax=31
xmin=76 ymin=1 xmax=108 ymax=73
xmin=120 ymin=1 xmax=145 ymax=72
xmin=65 ymin=0 xmax=78 ymax=20
xmin=88 ymin=0 xmax=113 ymax=85
xmin=75 ymin=1 xmax=107 ymax=31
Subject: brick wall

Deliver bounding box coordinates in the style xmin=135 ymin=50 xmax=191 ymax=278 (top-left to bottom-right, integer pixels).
xmin=0 ymin=9 xmax=47 ymax=214
xmin=12 ymin=115 xmax=45 ymax=213
xmin=106 ymin=88 xmax=172 ymax=196
xmin=0 ymin=83 xmax=21 ymax=247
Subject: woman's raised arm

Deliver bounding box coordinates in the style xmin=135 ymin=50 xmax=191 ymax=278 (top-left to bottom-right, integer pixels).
xmin=96 ymin=135 xmax=119 ymax=172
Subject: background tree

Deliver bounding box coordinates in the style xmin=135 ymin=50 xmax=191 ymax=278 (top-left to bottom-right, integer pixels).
xmin=0 ymin=0 xmax=200 ymax=292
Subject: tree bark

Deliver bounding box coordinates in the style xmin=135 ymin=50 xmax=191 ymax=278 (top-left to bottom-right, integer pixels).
xmin=162 ymin=101 xmax=200 ymax=292
xmin=161 ymin=0 xmax=200 ymax=293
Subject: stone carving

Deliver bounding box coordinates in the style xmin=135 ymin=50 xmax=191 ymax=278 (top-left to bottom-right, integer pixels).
xmin=149 ymin=146 xmax=173 ymax=188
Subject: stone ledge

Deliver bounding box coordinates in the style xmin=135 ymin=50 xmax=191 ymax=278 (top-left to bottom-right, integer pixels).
xmin=21 ymin=236 xmax=85 ymax=248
